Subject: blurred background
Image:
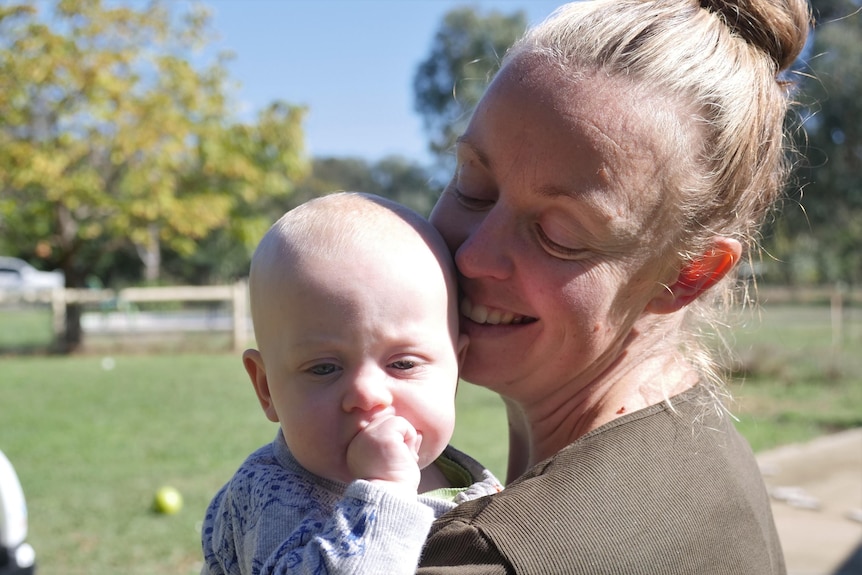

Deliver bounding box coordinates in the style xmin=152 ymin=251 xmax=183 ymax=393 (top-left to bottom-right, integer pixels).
xmin=0 ymin=1 xmax=860 ymax=574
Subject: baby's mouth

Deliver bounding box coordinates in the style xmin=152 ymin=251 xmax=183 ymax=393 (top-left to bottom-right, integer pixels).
xmin=460 ymin=298 xmax=536 ymax=326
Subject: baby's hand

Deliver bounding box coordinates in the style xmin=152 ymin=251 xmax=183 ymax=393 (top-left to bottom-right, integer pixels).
xmin=346 ymin=415 xmax=421 ymax=495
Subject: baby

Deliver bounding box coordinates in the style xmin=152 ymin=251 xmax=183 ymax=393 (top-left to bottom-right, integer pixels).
xmin=200 ymin=192 xmax=501 ymax=575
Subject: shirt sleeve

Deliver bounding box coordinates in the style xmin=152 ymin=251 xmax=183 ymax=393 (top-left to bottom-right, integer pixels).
xmin=256 ymin=480 xmax=436 ymax=575
xmin=417 ymin=515 xmax=513 ymax=575
xmin=202 ymin=473 xmax=437 ymax=575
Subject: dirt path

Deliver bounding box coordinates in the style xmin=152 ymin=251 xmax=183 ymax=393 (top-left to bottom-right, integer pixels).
xmin=757 ymin=428 xmax=862 ymax=575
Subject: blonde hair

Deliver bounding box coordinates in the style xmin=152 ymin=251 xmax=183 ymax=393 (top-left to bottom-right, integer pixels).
xmin=505 ymin=0 xmax=810 ymax=400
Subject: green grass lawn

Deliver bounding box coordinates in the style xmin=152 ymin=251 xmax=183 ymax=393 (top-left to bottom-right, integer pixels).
xmin=0 ymin=306 xmax=55 ymax=349
xmin=727 ymin=303 xmax=862 ymax=450
xmin=0 ymin=303 xmax=859 ymax=574
xmin=0 ymin=354 xmax=507 ymax=575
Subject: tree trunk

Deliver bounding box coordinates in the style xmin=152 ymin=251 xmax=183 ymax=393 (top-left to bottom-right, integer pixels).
xmin=136 ymin=224 xmax=161 ymax=283
xmin=62 ymin=303 xmax=84 ymax=353
xmin=53 ymin=203 xmax=85 ymax=353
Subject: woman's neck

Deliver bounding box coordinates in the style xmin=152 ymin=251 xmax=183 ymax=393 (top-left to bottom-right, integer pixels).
xmin=502 ymin=351 xmax=698 ymax=483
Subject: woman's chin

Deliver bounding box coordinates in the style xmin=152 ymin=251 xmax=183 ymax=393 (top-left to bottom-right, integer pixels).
xmin=458 ymin=315 xmax=540 ymax=389
xmin=459 ymin=340 xmax=522 ymax=389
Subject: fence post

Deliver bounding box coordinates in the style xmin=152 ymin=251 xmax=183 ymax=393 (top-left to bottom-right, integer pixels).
xmin=51 ymin=287 xmax=66 ymax=346
xmin=232 ymin=279 xmax=249 ymax=352
xmin=831 ymin=283 xmax=844 ymax=349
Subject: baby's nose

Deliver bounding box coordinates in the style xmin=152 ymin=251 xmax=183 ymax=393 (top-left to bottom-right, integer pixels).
xmin=341 ymin=368 xmax=392 ymax=413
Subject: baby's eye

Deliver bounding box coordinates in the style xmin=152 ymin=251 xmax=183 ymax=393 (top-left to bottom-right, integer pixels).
xmin=388 ymin=359 xmax=417 ymax=371
xmin=308 ymin=363 xmax=340 ymax=376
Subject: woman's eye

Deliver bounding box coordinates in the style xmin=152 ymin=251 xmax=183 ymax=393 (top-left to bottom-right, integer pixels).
xmin=448 ymin=184 xmax=494 ymax=211
xmin=308 ymin=363 xmax=340 ymax=376
xmin=535 ymin=224 xmax=585 ymax=260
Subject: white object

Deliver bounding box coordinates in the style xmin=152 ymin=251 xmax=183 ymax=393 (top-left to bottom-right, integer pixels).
xmin=769 ymin=485 xmax=822 ymax=511
xmin=0 ymin=256 xmax=64 ymax=292
xmin=13 ymin=543 xmax=35 ymax=569
xmin=0 ymin=450 xmax=27 ymax=549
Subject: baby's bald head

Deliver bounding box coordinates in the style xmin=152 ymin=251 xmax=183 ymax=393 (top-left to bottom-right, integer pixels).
xmin=248 ymin=192 xmax=459 ymax=355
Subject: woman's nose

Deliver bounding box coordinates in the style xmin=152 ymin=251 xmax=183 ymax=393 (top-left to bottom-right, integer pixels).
xmin=454 ymin=207 xmax=514 ymax=281
xmin=341 ymin=368 xmax=392 ymax=413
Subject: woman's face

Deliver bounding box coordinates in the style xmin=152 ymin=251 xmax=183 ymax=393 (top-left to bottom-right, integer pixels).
xmin=430 ymin=55 xmax=681 ymax=400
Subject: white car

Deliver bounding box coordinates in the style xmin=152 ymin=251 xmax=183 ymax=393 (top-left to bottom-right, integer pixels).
xmin=0 ymin=256 xmax=64 ymax=292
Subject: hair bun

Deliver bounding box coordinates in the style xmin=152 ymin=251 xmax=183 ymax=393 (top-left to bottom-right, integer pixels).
xmin=699 ymin=0 xmax=811 ymax=71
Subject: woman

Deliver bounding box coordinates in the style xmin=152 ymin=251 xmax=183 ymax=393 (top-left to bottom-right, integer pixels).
xmin=420 ymin=0 xmax=810 ymax=573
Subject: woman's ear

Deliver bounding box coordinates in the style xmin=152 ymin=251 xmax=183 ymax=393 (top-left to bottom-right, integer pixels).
xmin=647 ymin=237 xmax=742 ymax=314
xmin=243 ymin=349 xmax=279 ymax=423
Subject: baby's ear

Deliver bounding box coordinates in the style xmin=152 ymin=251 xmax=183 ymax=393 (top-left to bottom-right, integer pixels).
xmin=456 ymin=334 xmax=470 ymax=368
xmin=647 ymin=237 xmax=742 ymax=314
xmin=243 ymin=349 xmax=279 ymax=423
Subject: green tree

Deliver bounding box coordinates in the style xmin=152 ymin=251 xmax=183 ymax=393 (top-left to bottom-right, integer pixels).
xmin=765 ymin=0 xmax=862 ymax=284
xmin=413 ymin=7 xmax=526 ymax=169
xmin=0 ymin=1 xmax=307 ymax=350
xmin=160 ymin=101 xmax=309 ymax=286
xmin=296 ymin=156 xmax=437 ymax=216
xmin=299 ymin=157 xmax=379 ymax=205
xmin=166 ymin=153 xmax=436 ymax=286
xmin=371 ymin=155 xmax=438 ymax=216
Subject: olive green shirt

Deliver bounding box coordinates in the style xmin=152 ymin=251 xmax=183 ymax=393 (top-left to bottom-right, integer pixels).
xmin=419 ymin=385 xmax=785 ymax=574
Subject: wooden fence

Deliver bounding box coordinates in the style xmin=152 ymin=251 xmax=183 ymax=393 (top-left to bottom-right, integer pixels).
xmin=754 ymin=285 xmax=861 ymax=349
xmin=0 ymin=281 xmax=250 ymax=352
xmin=754 ymin=285 xmax=862 ymax=306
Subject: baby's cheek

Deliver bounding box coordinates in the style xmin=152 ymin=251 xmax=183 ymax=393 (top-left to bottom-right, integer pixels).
xmin=417 ymin=420 xmax=455 ymax=468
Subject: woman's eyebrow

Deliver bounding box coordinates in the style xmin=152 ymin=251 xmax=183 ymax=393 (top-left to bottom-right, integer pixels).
xmin=455 ymin=136 xmax=491 ymax=169
xmin=537 ymin=184 xmax=577 ymax=199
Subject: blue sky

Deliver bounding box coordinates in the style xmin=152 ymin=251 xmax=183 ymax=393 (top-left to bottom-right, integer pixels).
xmin=207 ymin=1 xmax=563 ymax=165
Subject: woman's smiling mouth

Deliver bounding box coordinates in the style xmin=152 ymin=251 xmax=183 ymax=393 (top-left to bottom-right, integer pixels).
xmin=460 ymin=298 xmax=536 ymax=325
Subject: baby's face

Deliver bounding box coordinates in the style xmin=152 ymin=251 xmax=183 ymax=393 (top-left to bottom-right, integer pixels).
xmin=257 ymin=243 xmax=460 ymax=484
